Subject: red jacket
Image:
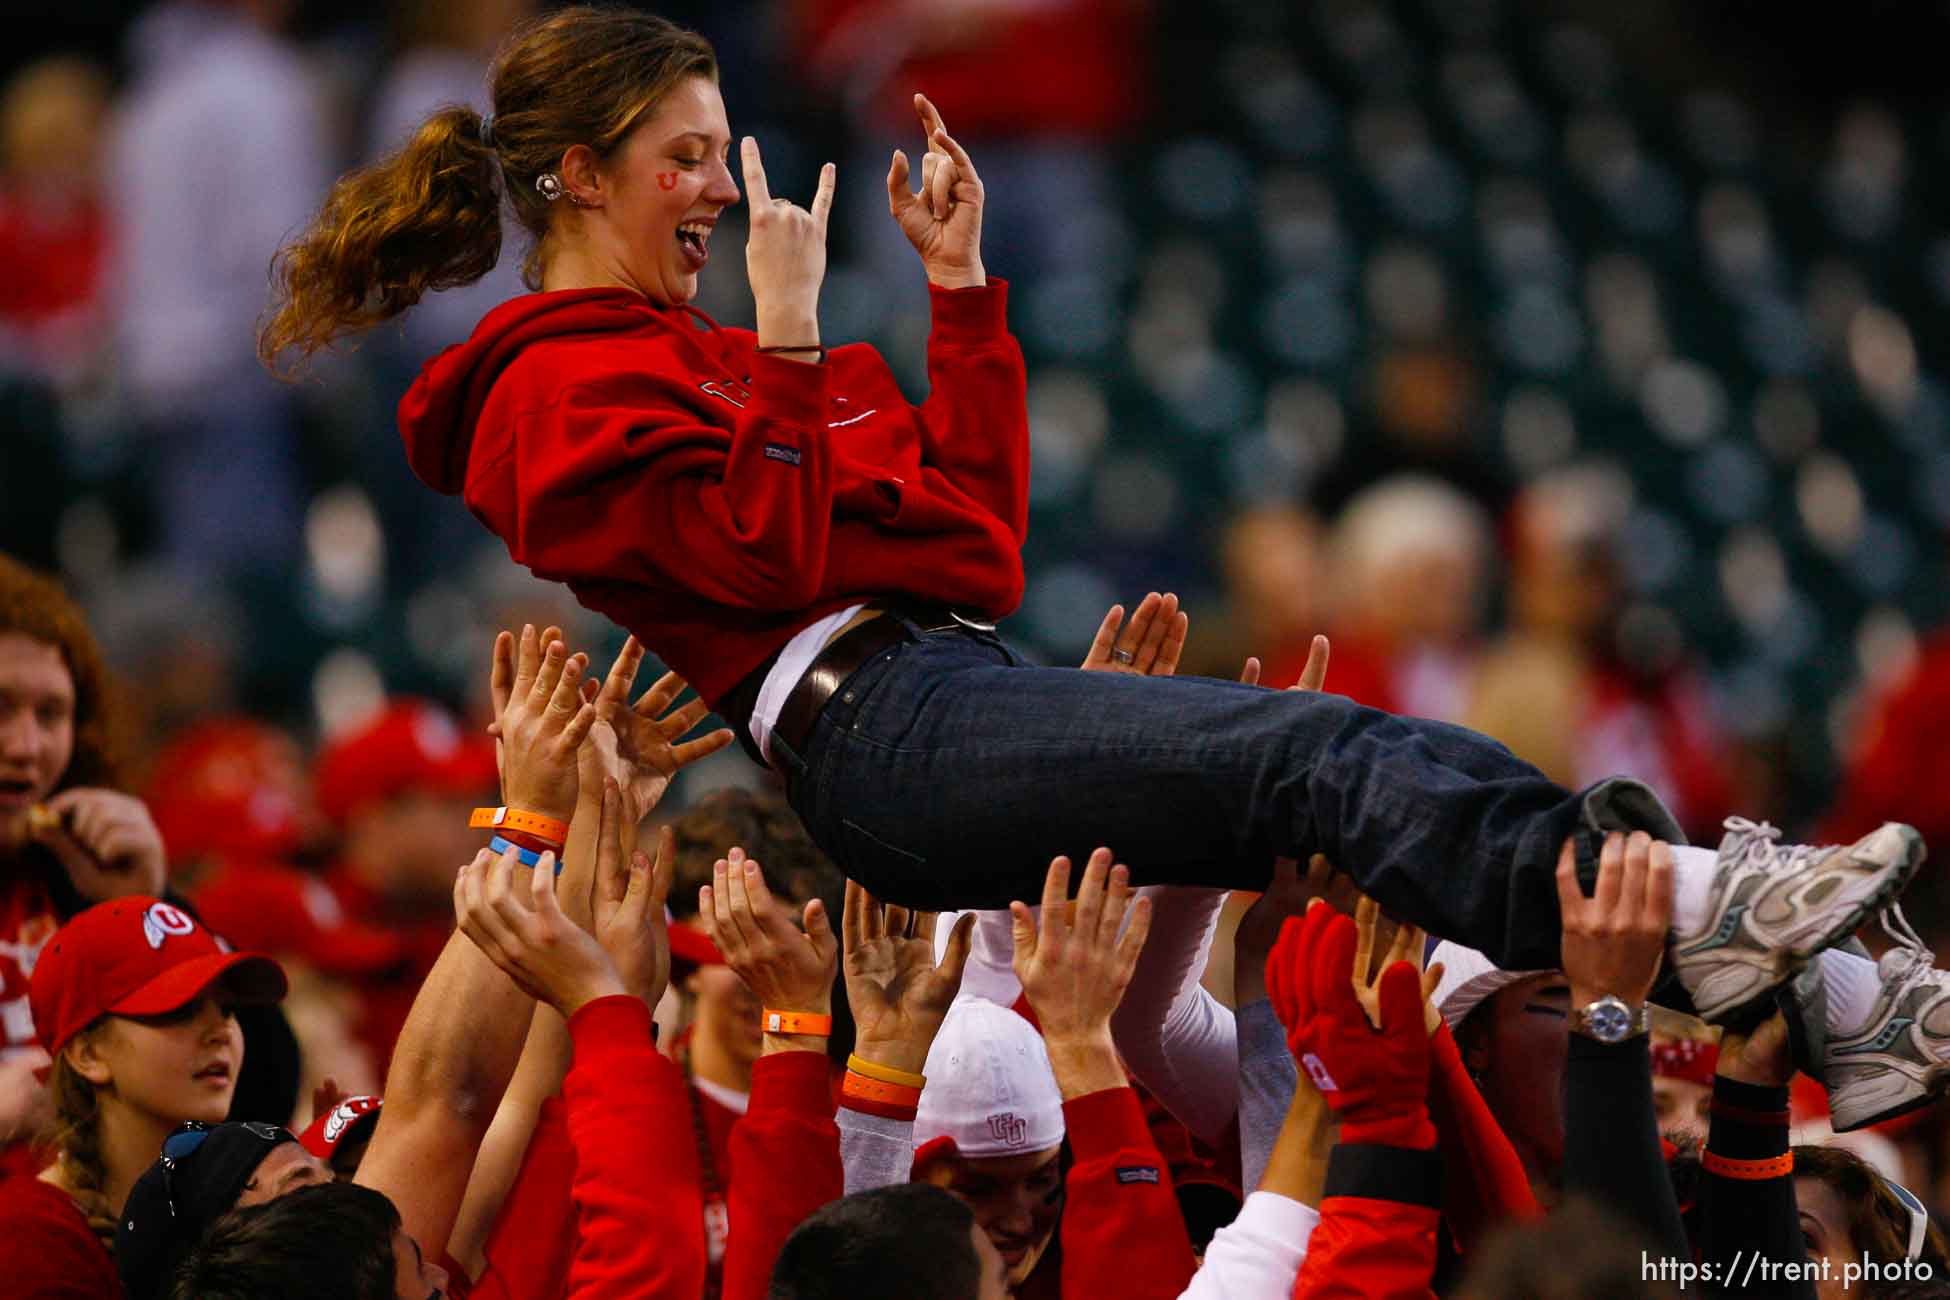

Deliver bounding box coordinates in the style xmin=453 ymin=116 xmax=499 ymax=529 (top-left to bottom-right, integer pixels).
xmin=398 ymin=283 xmax=1030 ymax=705
xmin=1425 ymin=1023 xmax=1537 ymax=1255
xmin=723 ymin=1051 xmax=844 ymax=1300
xmin=1059 ymin=1086 xmax=1199 ymax=1300
xmin=561 ymin=997 xmax=707 ymax=1299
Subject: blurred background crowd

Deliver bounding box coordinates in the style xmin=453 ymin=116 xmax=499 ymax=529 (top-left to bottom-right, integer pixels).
xmin=4 ymin=1 xmax=1950 ymax=925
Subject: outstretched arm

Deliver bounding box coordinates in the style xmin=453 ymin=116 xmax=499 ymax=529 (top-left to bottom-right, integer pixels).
xmin=701 ymin=849 xmax=845 ymax=1300
xmin=356 ymin=625 xmax=595 ymax=1260
xmin=1012 ymin=849 xmax=1200 ymax=1300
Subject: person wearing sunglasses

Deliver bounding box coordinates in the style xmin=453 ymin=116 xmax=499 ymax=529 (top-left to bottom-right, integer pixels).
xmin=0 ymin=894 xmax=285 ymax=1297
xmin=115 ymin=1118 xmax=335 ymax=1300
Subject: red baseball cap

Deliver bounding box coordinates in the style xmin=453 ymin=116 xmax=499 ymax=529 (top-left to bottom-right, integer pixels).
xmin=29 ymin=897 xmax=288 ymax=1057
xmin=667 ymin=919 xmax=723 ymax=972
xmin=146 ymin=719 xmax=309 ymax=865
xmin=192 ymin=864 xmax=407 ymax=979
xmin=298 ymin=1094 xmax=383 ymax=1161
xmin=314 ymin=699 xmax=497 ymax=828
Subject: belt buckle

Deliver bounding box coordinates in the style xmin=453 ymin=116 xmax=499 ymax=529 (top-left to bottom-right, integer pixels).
xmin=949 ymin=611 xmax=997 ymax=633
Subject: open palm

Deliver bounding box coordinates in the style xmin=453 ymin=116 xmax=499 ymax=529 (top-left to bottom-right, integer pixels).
xmin=843 ymin=882 xmax=975 ymax=1073
xmin=588 ymin=637 xmax=734 ymax=817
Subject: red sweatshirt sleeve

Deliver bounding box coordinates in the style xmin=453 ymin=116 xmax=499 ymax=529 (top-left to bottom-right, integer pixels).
xmin=1424 ymin=1022 xmax=1538 ymax=1254
xmin=1057 ymin=1086 xmax=1198 ymax=1300
xmin=562 ymin=996 xmax=707 ymax=1300
xmin=512 ymin=354 xmax=837 ymax=612
xmin=471 ymin=1097 xmax=578 ymax=1300
xmin=914 ymin=281 xmax=1029 ymax=544
xmin=1292 ymin=1142 xmax=1442 ymax=1300
xmin=720 ymin=1050 xmax=843 ymax=1300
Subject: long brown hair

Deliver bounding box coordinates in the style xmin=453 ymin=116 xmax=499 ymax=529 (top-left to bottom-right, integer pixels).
xmin=1794 ymin=1144 xmax=1950 ymax=1274
xmin=40 ymin=1027 xmax=117 ymax=1250
xmin=0 ymin=552 xmax=121 ymax=792
xmin=260 ymin=5 xmax=716 ymax=370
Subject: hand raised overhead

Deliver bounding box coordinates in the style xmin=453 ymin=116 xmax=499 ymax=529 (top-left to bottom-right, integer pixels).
xmin=887 ymin=93 xmax=986 ymax=289
xmin=741 ymin=136 xmax=836 ymax=348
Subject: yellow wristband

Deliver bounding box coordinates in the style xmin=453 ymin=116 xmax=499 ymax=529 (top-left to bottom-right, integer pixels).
xmin=762 ymin=1010 xmax=833 ymax=1037
xmin=847 ymin=1054 xmax=926 ymax=1090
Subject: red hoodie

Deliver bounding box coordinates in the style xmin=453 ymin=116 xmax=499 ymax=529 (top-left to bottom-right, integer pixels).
xmin=397 ymin=282 xmax=1030 ymax=706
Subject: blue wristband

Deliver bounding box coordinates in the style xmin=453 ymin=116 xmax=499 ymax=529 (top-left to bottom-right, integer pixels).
xmin=490 ymin=836 xmax=564 ymax=874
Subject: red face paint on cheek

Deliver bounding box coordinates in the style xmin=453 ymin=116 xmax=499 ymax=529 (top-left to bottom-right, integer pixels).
xmin=657 ymin=172 xmax=678 ymax=191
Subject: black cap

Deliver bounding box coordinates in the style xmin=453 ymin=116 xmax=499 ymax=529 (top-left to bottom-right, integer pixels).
xmin=116 ymin=1121 xmax=294 ymax=1300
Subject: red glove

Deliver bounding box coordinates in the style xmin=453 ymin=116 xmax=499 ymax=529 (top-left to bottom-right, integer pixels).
xmin=1265 ymin=906 xmax=1435 ymax=1148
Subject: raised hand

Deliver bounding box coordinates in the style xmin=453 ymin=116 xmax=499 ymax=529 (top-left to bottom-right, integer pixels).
xmin=489 ymin=624 xmax=597 ymax=824
xmin=887 ymin=93 xmax=986 ymax=290
xmin=1350 ymin=895 xmax=1444 ymax=1037
xmin=701 ymin=847 xmax=838 ymax=1029
xmin=584 ymin=636 xmax=735 ymax=819
xmin=1079 ymin=593 xmax=1187 ymax=676
xmin=587 ymin=778 xmax=675 ymax=1007
xmin=31 ymin=788 xmax=167 ymax=900
xmin=1010 ymin=849 xmax=1152 ymax=1046
xmin=1266 ymin=902 xmax=1434 ymax=1144
xmin=1557 ymin=831 xmax=1673 ymax=1011
xmin=742 ymin=136 xmax=835 ymax=351
xmin=455 ymin=841 xmax=624 ymax=1018
xmin=843 ymin=882 xmax=976 ymax=1075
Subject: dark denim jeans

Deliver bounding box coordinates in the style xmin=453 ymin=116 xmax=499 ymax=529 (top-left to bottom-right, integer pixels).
xmin=774 ymin=622 xmax=1684 ymax=972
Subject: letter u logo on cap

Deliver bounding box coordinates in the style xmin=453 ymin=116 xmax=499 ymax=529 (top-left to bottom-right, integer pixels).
xmin=142 ymin=903 xmax=196 ymax=950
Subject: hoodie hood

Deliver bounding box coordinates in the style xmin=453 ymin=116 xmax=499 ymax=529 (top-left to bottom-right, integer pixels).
xmin=398 ymin=287 xmax=730 ymax=495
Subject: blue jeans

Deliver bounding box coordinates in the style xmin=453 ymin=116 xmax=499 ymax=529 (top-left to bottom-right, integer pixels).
xmin=775 ymin=620 xmax=1685 ymax=972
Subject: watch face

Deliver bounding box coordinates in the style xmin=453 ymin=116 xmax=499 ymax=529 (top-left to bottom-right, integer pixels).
xmin=1587 ymin=999 xmax=1632 ymax=1043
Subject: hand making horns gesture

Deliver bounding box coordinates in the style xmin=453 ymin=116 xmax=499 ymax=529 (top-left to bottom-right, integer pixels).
xmin=741 ymin=136 xmax=836 ymax=345
xmin=888 ymin=93 xmax=987 ymax=290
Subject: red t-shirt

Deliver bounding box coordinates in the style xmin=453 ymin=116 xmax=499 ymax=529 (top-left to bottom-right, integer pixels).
xmin=0 ymin=1173 xmax=123 ymax=1298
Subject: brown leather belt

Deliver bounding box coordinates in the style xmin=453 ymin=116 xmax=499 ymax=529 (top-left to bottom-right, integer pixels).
xmin=764 ymin=605 xmax=994 ymax=781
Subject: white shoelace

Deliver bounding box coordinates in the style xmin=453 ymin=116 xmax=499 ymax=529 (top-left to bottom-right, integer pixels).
xmin=1720 ymin=816 xmax=1823 ymax=876
xmin=1877 ymin=904 xmax=1936 ymax=991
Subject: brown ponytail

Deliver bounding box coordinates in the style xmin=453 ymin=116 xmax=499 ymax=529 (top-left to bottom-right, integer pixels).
xmin=40 ymin=1033 xmax=118 ymax=1251
xmin=260 ymin=5 xmax=716 ymax=373
xmin=259 ymin=105 xmax=502 ymax=369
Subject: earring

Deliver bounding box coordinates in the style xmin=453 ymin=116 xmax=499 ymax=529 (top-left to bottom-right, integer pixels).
xmin=535 ymin=172 xmax=566 ymax=202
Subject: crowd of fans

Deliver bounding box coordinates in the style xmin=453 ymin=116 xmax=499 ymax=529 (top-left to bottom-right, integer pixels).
xmin=2 ymin=546 xmax=1950 ymax=1298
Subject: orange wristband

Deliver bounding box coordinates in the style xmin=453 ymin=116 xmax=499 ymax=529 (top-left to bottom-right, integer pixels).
xmin=762 ymin=1010 xmax=833 ymax=1037
xmin=1702 ymin=1150 xmax=1793 ymax=1181
xmin=842 ymin=1070 xmax=923 ymax=1108
xmin=470 ymin=806 xmax=569 ymax=845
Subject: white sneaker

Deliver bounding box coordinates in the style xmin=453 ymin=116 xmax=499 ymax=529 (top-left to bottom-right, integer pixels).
xmin=1826 ymin=907 xmax=1950 ymax=1132
xmin=1673 ymin=818 xmax=1925 ymax=1023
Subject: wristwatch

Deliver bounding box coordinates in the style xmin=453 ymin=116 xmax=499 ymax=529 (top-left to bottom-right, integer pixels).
xmin=1570 ymin=994 xmax=1649 ymax=1044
